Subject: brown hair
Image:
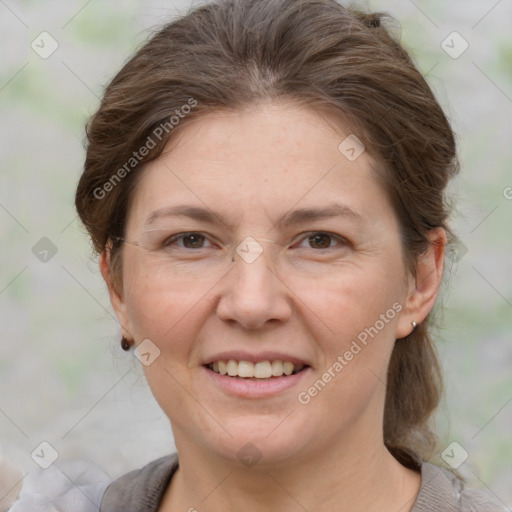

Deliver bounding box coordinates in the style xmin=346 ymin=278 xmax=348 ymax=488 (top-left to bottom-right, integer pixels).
xmin=75 ymin=0 xmax=459 ymax=468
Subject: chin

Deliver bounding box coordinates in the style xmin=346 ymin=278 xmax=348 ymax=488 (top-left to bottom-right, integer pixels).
xmin=198 ymin=414 xmax=316 ymax=469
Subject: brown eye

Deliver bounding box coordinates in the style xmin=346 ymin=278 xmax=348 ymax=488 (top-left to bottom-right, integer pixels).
xmin=182 ymin=234 xmax=206 ymax=248
xmin=307 ymin=233 xmax=333 ymax=249
xmin=308 ymin=233 xmax=332 ymax=249
xmin=294 ymin=232 xmax=348 ymax=251
xmin=163 ymin=232 xmax=210 ymax=249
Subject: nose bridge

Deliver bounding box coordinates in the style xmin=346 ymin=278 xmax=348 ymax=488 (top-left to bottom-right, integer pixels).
xmin=235 ymin=238 xmax=274 ymax=283
xmin=216 ymin=237 xmax=290 ymax=328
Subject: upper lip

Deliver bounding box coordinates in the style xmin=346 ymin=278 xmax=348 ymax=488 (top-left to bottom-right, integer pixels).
xmin=203 ymin=351 xmax=311 ymax=367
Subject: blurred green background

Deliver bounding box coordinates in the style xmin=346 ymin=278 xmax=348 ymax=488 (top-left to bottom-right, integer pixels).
xmin=1 ymin=0 xmax=511 ymax=505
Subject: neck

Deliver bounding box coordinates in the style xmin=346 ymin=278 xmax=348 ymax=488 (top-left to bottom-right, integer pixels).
xmin=160 ymin=431 xmax=421 ymax=512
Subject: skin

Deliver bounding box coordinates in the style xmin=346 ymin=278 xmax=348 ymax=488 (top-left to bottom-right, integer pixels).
xmin=100 ymin=100 xmax=446 ymax=512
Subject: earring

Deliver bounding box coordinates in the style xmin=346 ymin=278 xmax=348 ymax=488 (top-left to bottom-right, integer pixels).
xmin=121 ymin=337 xmax=131 ymax=351
xmin=411 ymin=321 xmax=418 ymax=332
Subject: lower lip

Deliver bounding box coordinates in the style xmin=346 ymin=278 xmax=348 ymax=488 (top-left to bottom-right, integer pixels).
xmin=203 ymin=366 xmax=311 ymax=398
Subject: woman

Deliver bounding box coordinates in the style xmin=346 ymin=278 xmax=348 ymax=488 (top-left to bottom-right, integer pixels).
xmin=10 ymin=0 xmax=507 ymax=510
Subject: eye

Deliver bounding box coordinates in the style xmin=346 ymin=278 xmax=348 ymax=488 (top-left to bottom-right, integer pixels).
xmin=163 ymin=232 xmax=213 ymax=249
xmin=295 ymin=232 xmax=348 ymax=250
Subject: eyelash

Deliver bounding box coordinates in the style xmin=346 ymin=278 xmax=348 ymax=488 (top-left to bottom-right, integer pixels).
xmin=163 ymin=231 xmax=349 ymax=251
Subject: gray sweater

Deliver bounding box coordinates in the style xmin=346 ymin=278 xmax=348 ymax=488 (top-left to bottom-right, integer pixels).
xmin=99 ymin=453 xmax=508 ymax=511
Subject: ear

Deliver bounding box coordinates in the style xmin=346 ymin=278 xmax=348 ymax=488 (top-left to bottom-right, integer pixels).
xmin=99 ymin=249 xmax=133 ymax=341
xmin=396 ymin=227 xmax=447 ymax=339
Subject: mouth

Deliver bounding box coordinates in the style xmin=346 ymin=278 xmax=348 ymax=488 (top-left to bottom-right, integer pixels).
xmin=205 ymin=360 xmax=309 ymax=379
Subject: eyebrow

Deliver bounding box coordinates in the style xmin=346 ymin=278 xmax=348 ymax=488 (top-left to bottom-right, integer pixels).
xmin=144 ymin=205 xmax=234 ymax=229
xmin=144 ymin=203 xmax=364 ymax=230
xmin=276 ymin=203 xmax=364 ymax=228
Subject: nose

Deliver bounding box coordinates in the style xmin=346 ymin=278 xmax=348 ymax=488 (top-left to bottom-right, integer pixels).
xmin=215 ymin=242 xmax=292 ymax=330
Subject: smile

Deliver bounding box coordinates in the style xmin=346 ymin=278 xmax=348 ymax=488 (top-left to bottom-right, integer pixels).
xmin=206 ymin=360 xmax=307 ymax=379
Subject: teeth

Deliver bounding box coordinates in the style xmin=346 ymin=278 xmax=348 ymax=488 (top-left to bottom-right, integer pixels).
xmin=227 ymin=359 xmax=238 ymax=376
xmin=255 ymin=361 xmax=272 ymax=379
xmin=283 ymin=361 xmax=294 ymax=376
xmin=238 ymin=360 xmax=254 ymax=378
xmin=271 ymin=360 xmax=283 ymax=376
xmin=208 ymin=359 xmax=305 ymax=378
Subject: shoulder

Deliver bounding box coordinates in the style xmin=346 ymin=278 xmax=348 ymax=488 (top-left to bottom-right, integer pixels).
xmin=412 ymin=461 xmax=508 ymax=512
xmin=8 ymin=458 xmax=111 ymax=512
xmin=100 ymin=453 xmax=179 ymax=512
xmin=8 ymin=454 xmax=178 ymax=512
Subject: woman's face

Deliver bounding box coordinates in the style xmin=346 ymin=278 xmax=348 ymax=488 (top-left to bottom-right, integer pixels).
xmin=106 ymin=102 xmax=432 ymax=467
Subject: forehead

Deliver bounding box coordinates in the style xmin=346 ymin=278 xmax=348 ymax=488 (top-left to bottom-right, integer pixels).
xmin=164 ymin=101 xmax=356 ymax=166
xmin=126 ymin=101 xmax=396 ymax=232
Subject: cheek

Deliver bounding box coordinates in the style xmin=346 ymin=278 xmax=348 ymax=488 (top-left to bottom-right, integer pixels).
xmin=295 ymin=261 xmax=404 ymax=342
xmin=122 ymin=259 xmax=208 ymax=348
xmin=122 ymin=266 xmax=210 ymax=422
xmin=295 ymin=264 xmax=404 ymax=404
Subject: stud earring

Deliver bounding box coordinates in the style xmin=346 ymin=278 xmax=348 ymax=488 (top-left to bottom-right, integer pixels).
xmin=411 ymin=321 xmax=418 ymax=332
xmin=121 ymin=337 xmax=131 ymax=351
